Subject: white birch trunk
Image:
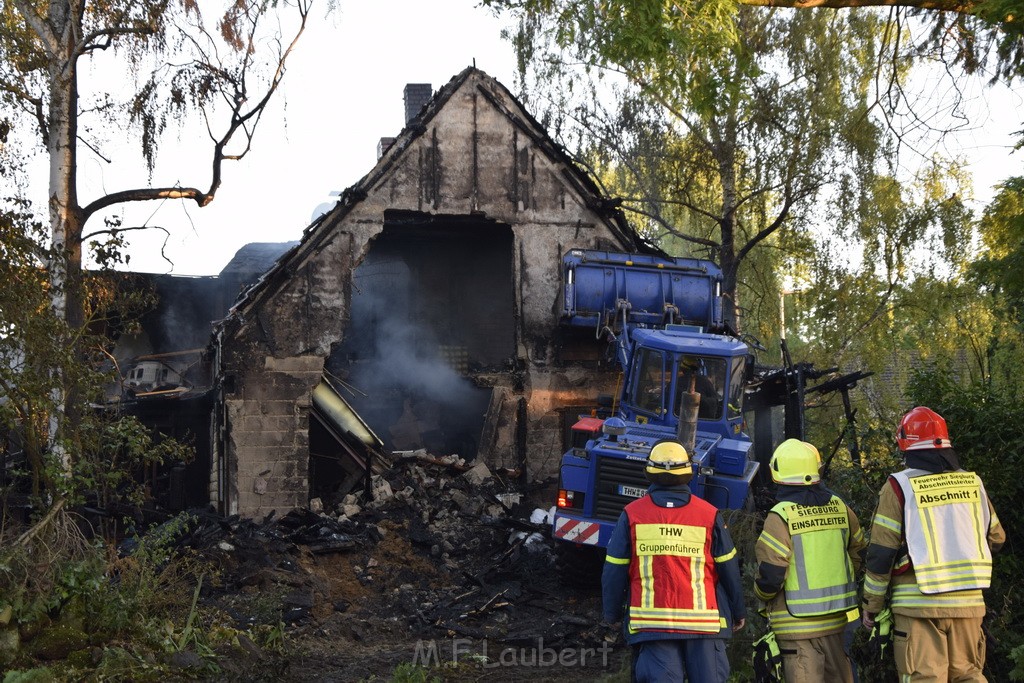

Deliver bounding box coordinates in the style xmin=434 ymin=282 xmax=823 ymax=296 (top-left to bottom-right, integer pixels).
xmin=44 ymin=2 xmax=82 ymax=474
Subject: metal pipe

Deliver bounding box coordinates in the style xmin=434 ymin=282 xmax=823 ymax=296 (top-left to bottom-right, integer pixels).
xmin=580 ymin=256 xmax=708 ymax=274
xmin=675 ymin=374 xmax=701 ymax=456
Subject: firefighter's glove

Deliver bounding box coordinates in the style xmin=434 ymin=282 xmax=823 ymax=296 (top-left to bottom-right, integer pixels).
xmin=752 ymin=630 xmax=784 ymax=683
xmin=598 ymin=620 xmax=621 ymax=645
xmin=867 ymin=607 xmax=894 ymax=659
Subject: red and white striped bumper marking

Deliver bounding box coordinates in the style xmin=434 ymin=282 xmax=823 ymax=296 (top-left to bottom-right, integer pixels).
xmin=554 ymin=517 xmax=600 ymax=545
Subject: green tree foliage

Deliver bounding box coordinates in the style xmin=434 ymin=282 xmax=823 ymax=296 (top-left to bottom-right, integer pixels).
xmin=972 ymin=177 xmax=1024 ymax=321
xmin=967 ymin=176 xmax=1024 ymax=397
xmin=492 ymin=1 xmax=889 ymax=333
xmin=491 ymin=0 xmax=1024 ymax=84
xmin=0 ymin=201 xmax=66 ymax=497
xmin=791 ymin=167 xmax=978 ymax=362
xmin=0 ymin=200 xmax=188 ymax=514
xmin=782 ymin=161 xmax=1000 ymax=477
xmin=796 ymin=165 xmax=1024 ymax=438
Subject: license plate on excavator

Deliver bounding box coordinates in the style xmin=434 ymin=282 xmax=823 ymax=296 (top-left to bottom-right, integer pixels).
xmin=618 ymin=484 xmax=646 ymax=498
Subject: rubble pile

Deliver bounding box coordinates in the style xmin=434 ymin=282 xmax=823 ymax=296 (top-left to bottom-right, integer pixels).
xmin=172 ymin=453 xmax=617 ymax=680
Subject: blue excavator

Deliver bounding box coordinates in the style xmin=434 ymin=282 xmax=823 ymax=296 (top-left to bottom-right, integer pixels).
xmin=550 ymin=249 xmax=870 ymax=555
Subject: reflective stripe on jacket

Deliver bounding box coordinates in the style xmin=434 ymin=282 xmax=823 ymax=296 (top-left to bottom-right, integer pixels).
xmin=891 ymin=468 xmax=992 ymax=594
xmin=625 ymin=493 xmax=721 ymax=634
xmin=771 ymin=496 xmax=858 ymax=617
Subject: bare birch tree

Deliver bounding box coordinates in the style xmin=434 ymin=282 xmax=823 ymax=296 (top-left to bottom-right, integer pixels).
xmin=0 ymin=0 xmax=311 ymax=327
xmin=0 ymin=0 xmax=311 ymax=494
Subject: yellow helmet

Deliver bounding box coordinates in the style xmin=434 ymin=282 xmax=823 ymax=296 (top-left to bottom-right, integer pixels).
xmin=805 ymin=441 xmax=822 ymax=465
xmin=769 ymin=439 xmax=820 ymax=486
xmin=646 ymin=440 xmax=693 ymax=483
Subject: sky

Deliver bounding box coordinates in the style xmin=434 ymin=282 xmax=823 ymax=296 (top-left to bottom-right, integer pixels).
xmin=83 ymin=1 xmax=521 ymax=276
xmin=52 ymin=1 xmax=1024 ymax=276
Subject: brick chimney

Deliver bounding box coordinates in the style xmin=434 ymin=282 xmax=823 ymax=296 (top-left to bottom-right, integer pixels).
xmin=377 ymin=137 xmax=396 ymax=160
xmin=403 ymin=83 xmax=432 ymax=125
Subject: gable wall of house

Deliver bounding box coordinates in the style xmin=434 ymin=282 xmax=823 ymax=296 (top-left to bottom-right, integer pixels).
xmin=220 ymin=71 xmax=632 ymax=516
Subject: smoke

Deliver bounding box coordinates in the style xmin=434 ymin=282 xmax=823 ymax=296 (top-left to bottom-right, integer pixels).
xmin=346 ymin=312 xmax=479 ymax=412
xmin=328 ymin=252 xmax=490 ymax=457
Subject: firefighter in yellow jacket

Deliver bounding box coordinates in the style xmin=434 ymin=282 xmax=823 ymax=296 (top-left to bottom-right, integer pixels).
xmin=754 ymin=439 xmax=866 ymax=683
xmin=862 ymin=407 xmax=1005 ymax=682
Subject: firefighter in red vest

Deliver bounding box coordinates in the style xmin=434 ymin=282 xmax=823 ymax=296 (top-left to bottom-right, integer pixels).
xmin=603 ymin=440 xmax=747 ymax=682
xmin=862 ymin=407 xmax=1005 ymax=681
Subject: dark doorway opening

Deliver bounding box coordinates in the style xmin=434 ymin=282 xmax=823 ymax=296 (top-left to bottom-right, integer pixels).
xmin=325 ymin=212 xmax=515 ymax=461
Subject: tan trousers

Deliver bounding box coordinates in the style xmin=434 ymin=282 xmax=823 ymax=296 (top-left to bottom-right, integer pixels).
xmin=778 ymin=632 xmax=854 ymax=683
xmin=893 ymin=614 xmax=987 ymax=682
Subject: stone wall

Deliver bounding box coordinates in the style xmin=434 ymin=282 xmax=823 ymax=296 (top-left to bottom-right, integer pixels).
xmin=219 ymin=69 xmax=639 ymax=516
xmin=224 ymin=355 xmax=324 ymax=515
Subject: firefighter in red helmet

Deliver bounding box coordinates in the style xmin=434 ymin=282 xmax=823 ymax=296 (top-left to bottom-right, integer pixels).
xmin=862 ymin=407 xmax=1005 ymax=681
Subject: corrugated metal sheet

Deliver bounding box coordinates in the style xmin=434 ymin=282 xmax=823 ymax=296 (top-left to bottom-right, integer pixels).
xmin=312 ymin=380 xmax=383 ymax=449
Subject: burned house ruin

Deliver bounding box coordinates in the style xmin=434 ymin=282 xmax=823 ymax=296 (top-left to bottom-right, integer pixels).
xmin=206 ymin=67 xmax=656 ymax=517
xmin=107 ymin=243 xmax=296 ymax=512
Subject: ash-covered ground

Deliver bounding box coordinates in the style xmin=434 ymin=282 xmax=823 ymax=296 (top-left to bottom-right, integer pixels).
xmin=173 ymin=455 xmax=629 ymax=682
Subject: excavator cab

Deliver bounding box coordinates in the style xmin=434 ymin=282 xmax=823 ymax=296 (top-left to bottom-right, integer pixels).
xmin=620 ymin=327 xmax=747 ymax=441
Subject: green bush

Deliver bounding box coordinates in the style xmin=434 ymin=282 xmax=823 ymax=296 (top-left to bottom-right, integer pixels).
xmin=0 ymin=510 xmax=244 ymax=678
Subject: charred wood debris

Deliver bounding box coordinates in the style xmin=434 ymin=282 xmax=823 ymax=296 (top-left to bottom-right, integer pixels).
xmin=158 ymin=452 xmax=609 ymax=661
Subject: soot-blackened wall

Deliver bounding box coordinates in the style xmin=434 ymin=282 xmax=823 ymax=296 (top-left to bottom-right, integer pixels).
xmin=217 ymin=68 xmax=644 ymax=516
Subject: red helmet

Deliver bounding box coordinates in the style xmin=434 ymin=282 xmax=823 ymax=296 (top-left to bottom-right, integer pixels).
xmin=897 ymin=406 xmax=952 ymax=451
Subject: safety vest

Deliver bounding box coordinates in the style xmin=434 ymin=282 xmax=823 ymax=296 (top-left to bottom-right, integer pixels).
xmin=771 ymin=496 xmax=858 ymax=617
xmin=624 ymin=494 xmax=721 ymax=634
xmin=891 ymin=468 xmax=992 ymax=594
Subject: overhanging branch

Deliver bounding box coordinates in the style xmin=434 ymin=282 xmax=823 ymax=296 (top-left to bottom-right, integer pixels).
xmin=739 ymin=0 xmax=975 ymax=11
xmin=622 ymin=203 xmax=721 ymax=248
xmin=81 ymin=223 xmax=170 ymax=242
xmin=79 ymin=1 xmax=311 ymax=233
xmin=78 ymin=25 xmax=156 ymax=55
xmin=81 ymin=187 xmax=211 ymax=221
xmin=735 ymin=195 xmax=797 ymax=263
